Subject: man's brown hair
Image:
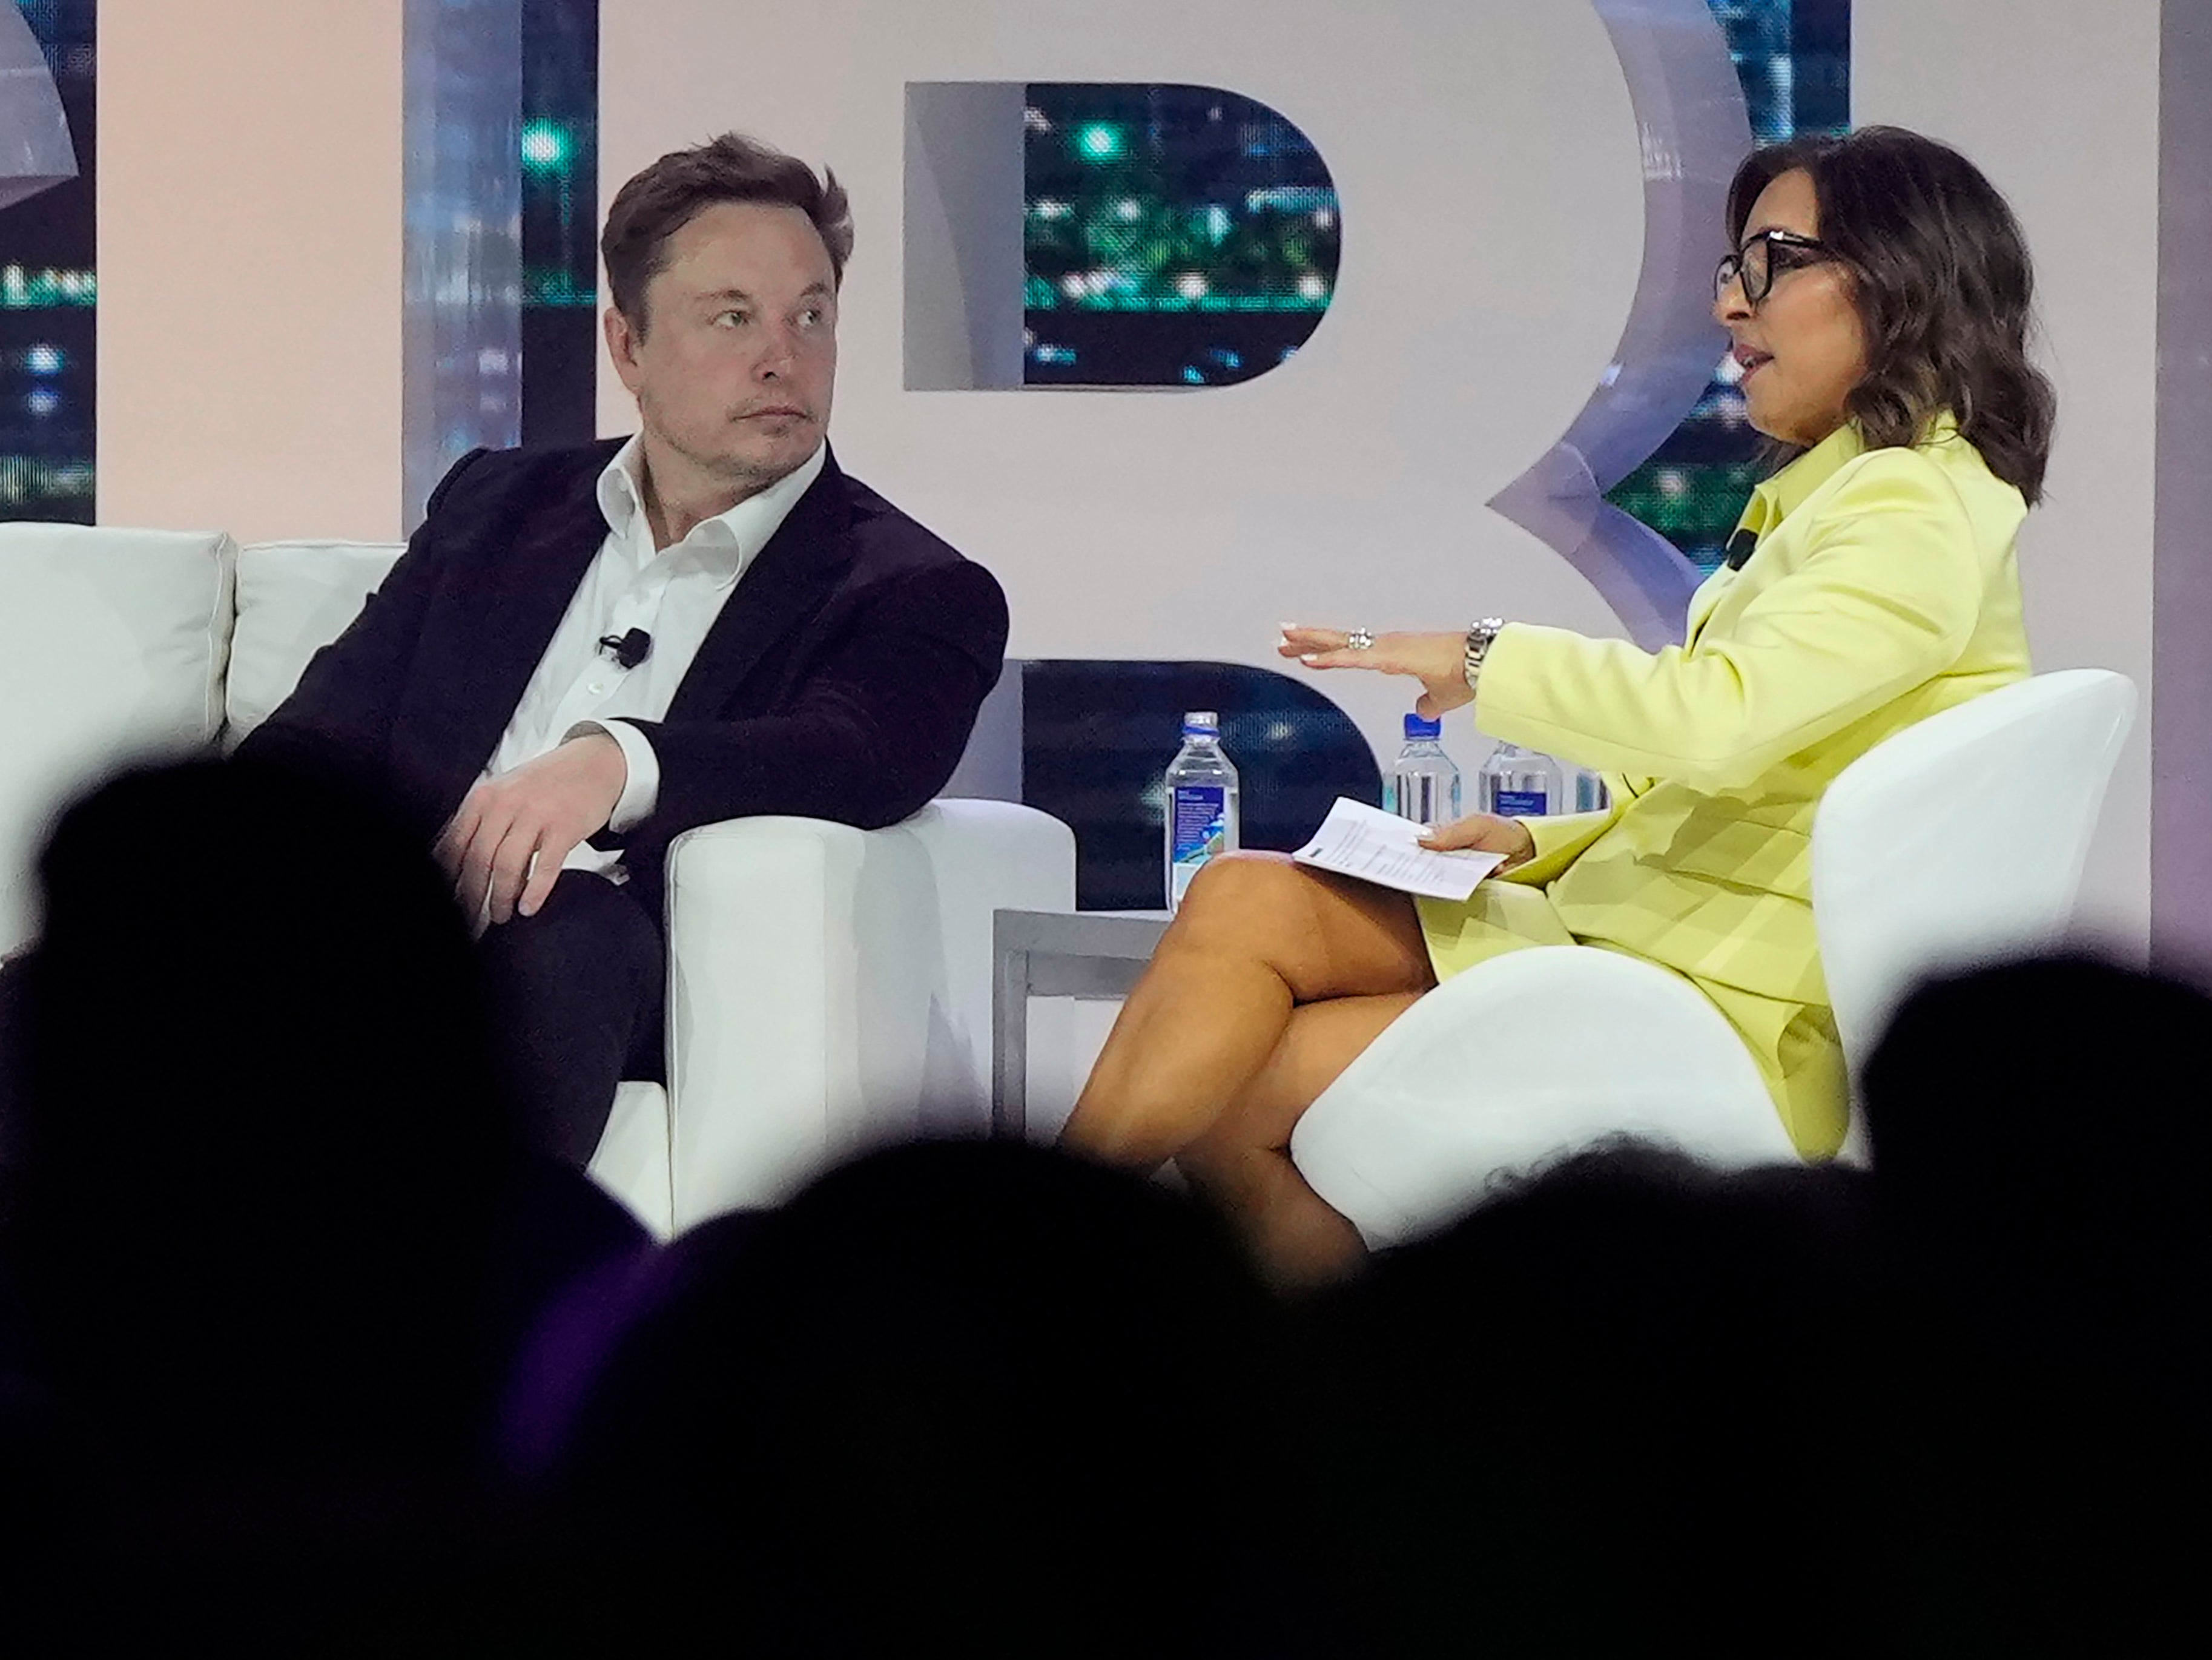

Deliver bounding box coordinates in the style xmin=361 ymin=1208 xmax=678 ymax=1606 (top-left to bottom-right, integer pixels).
xmin=601 ymin=131 xmax=854 ymax=332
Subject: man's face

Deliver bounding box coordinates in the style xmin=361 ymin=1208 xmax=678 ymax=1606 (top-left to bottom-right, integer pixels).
xmin=604 ymin=199 xmax=838 ymax=499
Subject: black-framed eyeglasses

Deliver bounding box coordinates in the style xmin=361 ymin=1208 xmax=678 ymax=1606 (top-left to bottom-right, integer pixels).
xmin=1713 ymin=228 xmax=1834 ymax=306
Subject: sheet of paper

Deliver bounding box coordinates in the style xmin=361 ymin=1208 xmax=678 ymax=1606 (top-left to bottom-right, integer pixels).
xmin=1291 ymin=797 xmax=1505 ymax=901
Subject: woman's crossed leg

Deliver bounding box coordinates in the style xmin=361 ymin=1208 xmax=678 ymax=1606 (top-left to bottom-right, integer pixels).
xmin=1060 ymin=851 xmax=1436 ymax=1284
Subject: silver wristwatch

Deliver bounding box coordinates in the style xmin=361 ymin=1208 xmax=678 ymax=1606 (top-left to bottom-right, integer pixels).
xmin=1464 ymin=618 xmax=1505 ymax=694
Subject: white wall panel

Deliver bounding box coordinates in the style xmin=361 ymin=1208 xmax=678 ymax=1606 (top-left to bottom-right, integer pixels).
xmin=597 ymin=0 xmax=1662 ymax=773
xmin=1857 ymin=0 xmax=2161 ymax=950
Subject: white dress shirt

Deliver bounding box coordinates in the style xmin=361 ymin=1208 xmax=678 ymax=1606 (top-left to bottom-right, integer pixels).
xmin=479 ymin=437 xmax=827 ymax=880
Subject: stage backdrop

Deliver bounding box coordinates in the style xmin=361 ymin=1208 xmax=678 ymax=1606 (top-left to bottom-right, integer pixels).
xmin=596 ymin=0 xmax=1696 ymax=786
xmin=88 ymin=0 xmax=2170 ymax=949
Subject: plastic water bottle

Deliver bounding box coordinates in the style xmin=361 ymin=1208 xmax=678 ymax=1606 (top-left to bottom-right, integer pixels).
xmin=1163 ymin=711 xmax=1240 ymax=912
xmin=1384 ymin=713 xmax=1461 ymax=826
xmin=1477 ymin=742 xmax=1563 ymax=817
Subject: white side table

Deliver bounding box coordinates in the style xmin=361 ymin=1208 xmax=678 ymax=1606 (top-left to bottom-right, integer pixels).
xmin=991 ymin=908 xmax=1170 ymax=1139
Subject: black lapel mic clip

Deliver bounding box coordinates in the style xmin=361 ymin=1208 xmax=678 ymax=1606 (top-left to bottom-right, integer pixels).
xmin=598 ymin=628 xmax=653 ymax=670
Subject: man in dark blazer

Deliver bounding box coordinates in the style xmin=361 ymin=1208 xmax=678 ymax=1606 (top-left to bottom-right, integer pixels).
xmin=241 ymin=133 xmax=1008 ymax=1164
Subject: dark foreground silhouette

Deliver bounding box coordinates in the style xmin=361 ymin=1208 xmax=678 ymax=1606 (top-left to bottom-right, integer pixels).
xmin=0 ymin=755 xmax=639 ymax=1643
xmin=2 ymin=760 xmax=2202 ymax=1653
xmin=543 ymin=1136 xmax=1273 ymax=1655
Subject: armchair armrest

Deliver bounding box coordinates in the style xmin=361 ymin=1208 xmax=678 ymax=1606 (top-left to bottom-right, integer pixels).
xmin=1290 ymin=945 xmax=1797 ymax=1248
xmin=660 ymin=799 xmax=1074 ymax=1231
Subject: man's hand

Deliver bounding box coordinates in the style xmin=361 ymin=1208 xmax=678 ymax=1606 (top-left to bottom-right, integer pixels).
xmin=1279 ymin=625 xmax=1475 ymax=720
xmin=434 ymin=732 xmax=628 ymax=928
xmin=1417 ymin=811 xmax=1536 ymax=872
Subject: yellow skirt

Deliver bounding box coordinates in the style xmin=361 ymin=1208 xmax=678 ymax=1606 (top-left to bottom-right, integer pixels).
xmin=1412 ymin=884 xmax=1847 ymax=1159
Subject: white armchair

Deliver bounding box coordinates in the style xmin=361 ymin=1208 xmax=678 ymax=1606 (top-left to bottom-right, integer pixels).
xmin=609 ymin=797 xmax=1072 ymax=1235
xmin=0 ymin=522 xmax=1074 ymax=1238
xmin=1289 ymin=669 xmax=2138 ymax=1248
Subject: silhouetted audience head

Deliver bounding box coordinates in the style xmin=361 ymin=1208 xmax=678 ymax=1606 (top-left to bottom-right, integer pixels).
xmin=0 ymin=749 xmax=673 ymax=1644
xmin=1284 ymin=1141 xmax=1879 ymax=1656
xmin=0 ymin=753 xmax=592 ymax=1637
xmin=10 ymin=756 xmax=518 ymax=1467
xmin=1860 ymin=954 xmax=2212 ymax=1648
xmin=1865 ymin=952 xmax=2212 ymax=1334
xmin=549 ymin=1137 xmax=1271 ymax=1655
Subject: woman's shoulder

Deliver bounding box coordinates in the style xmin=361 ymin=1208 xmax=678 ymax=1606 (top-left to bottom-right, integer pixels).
xmin=1808 ymin=440 xmax=1972 ymax=522
xmin=1864 ymin=420 xmax=2019 ymax=504
xmin=1791 ymin=424 xmax=2026 ymax=571
xmin=1817 ymin=423 xmax=2021 ymax=522
xmin=1914 ymin=416 xmax=2021 ymax=498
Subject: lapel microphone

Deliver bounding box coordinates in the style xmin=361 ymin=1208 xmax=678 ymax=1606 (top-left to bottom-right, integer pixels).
xmin=1723 ymin=528 xmax=1760 ymax=570
xmin=598 ymin=628 xmax=653 ymax=670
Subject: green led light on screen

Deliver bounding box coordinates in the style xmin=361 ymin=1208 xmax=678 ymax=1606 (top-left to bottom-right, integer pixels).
xmin=1074 ymin=122 xmax=1126 ymax=162
xmin=520 ymin=120 xmax=570 ymax=171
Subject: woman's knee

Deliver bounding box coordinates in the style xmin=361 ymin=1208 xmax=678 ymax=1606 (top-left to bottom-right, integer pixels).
xmin=1169 ymin=852 xmax=1309 ymax=954
xmin=1172 ymin=854 xmax=1428 ymax=1001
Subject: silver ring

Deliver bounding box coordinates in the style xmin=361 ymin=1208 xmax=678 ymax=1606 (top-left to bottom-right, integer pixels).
xmin=1347 ymin=627 xmax=1375 ymax=651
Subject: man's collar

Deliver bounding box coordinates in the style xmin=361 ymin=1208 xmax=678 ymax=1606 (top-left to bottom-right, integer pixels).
xmin=595 ymin=438 xmax=830 ymax=583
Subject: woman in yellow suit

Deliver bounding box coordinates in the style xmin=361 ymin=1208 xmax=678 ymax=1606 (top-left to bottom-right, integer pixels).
xmin=1061 ymin=127 xmax=2055 ymax=1283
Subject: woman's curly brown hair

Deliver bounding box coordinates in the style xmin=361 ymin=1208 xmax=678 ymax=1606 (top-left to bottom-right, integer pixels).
xmin=1728 ymin=127 xmax=2056 ymax=504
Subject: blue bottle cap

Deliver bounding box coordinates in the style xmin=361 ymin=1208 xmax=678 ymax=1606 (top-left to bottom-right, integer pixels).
xmin=1404 ymin=713 xmax=1442 ymax=739
xmin=1182 ymin=710 xmax=1220 ymax=736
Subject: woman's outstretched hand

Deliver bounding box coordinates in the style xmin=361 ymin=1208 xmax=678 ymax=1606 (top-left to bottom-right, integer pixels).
xmin=1279 ymin=625 xmax=1474 ymax=720
xmin=1418 ymin=811 xmax=1536 ymax=872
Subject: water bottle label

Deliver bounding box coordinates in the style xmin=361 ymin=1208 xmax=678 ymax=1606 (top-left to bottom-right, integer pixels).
xmin=1494 ymin=788 xmax=1549 ymax=817
xmin=1388 ymin=771 xmax=1442 ymax=824
xmin=1169 ymin=784 xmax=1227 ymax=902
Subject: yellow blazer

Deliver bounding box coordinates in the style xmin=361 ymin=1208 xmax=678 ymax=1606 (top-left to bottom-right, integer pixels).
xmin=1417 ymin=420 xmax=2032 ymax=1156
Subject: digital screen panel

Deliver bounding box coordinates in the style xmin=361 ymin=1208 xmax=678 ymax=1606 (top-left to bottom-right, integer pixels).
xmin=1607 ymin=0 xmax=1851 ymax=570
xmin=518 ymin=0 xmax=599 ymax=448
xmin=1022 ymin=82 xmax=1339 ymax=389
xmin=1 ymin=0 xmax=96 ymax=523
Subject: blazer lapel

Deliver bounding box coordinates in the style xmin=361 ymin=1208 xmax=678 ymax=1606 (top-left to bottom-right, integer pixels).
xmin=449 ymin=456 xmax=611 ymax=768
xmin=667 ymin=452 xmax=855 ymax=719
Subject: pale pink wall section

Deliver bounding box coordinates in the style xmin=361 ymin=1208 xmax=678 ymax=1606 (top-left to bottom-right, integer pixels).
xmin=96 ymin=0 xmax=404 ymax=542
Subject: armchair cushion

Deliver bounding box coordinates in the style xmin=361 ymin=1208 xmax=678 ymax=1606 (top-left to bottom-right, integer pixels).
xmin=226 ymin=539 xmax=404 ymax=743
xmin=0 ymin=523 xmax=236 ymax=952
xmin=1291 ymin=945 xmax=1798 ymax=1250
